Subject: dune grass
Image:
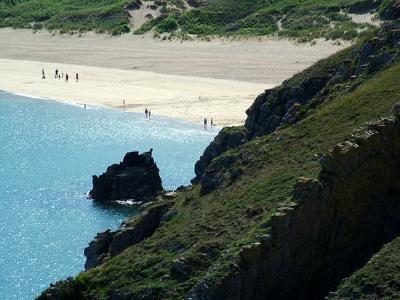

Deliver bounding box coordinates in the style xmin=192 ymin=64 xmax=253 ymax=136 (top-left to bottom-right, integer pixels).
xmin=0 ymin=0 xmax=131 ymax=34
xmin=0 ymin=0 xmax=386 ymax=39
xmin=139 ymin=0 xmax=384 ymax=41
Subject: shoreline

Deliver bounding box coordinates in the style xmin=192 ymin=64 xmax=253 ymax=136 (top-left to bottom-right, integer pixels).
xmin=2 ymin=89 xmax=225 ymax=130
xmin=0 ymin=58 xmax=268 ymax=126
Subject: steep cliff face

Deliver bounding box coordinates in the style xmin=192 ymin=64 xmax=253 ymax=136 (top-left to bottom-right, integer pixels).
xmin=193 ymin=20 xmax=400 ymax=185
xmin=187 ymin=108 xmax=400 ymax=300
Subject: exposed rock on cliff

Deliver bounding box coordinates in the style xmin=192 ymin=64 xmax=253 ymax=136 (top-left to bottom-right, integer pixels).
xmin=187 ymin=104 xmax=400 ymax=299
xmin=192 ymin=126 xmax=248 ymax=184
xmin=89 ymin=150 xmax=163 ymax=203
xmin=84 ymin=202 xmax=172 ymax=269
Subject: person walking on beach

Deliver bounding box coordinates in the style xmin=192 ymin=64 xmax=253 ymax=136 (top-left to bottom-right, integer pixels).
xmin=55 ymin=69 xmax=58 ymax=79
xmin=148 ymin=110 xmax=151 ymax=120
xmin=42 ymin=68 xmax=45 ymax=79
xmin=58 ymin=74 xmax=61 ymax=80
xmin=211 ymin=118 xmax=214 ymax=128
xmin=65 ymin=74 xmax=69 ymax=82
xmin=204 ymin=118 xmax=207 ymax=130
xmin=76 ymin=73 xmax=79 ymax=82
xmin=145 ymin=108 xmax=148 ymax=120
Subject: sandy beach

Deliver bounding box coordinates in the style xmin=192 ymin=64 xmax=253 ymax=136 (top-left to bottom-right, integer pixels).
xmin=0 ymin=29 xmax=348 ymax=125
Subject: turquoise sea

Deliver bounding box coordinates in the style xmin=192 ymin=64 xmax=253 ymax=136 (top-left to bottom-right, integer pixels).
xmin=0 ymin=91 xmax=217 ymax=299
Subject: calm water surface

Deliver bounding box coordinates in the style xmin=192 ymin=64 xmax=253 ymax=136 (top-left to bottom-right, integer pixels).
xmin=0 ymin=92 xmax=217 ymax=299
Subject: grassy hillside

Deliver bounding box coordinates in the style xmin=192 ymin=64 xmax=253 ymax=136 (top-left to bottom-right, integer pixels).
xmin=39 ymin=29 xmax=400 ymax=297
xmin=0 ymin=0 xmax=132 ymax=34
xmin=0 ymin=0 xmax=389 ymax=40
xmin=141 ymin=0 xmax=386 ymax=41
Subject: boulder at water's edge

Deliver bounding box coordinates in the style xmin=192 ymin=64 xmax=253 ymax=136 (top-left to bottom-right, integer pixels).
xmin=89 ymin=150 xmax=163 ymax=202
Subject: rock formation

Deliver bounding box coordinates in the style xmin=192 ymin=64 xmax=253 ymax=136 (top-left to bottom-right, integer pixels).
xmin=192 ymin=126 xmax=247 ymax=184
xmin=89 ymin=150 xmax=163 ymax=203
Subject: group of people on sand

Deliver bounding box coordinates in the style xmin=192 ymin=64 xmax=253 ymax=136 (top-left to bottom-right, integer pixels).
xmin=40 ymin=71 xmax=214 ymax=126
xmin=41 ymin=68 xmax=79 ymax=82
xmin=203 ymin=117 xmax=214 ymax=130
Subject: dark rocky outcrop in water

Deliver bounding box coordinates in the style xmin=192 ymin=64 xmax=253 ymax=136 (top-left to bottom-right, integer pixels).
xmin=186 ymin=104 xmax=400 ymax=300
xmin=89 ymin=150 xmax=163 ymax=203
xmin=84 ymin=202 xmax=172 ymax=269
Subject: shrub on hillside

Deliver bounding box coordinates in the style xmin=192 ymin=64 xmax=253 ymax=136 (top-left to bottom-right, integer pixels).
xmin=112 ymin=24 xmax=130 ymax=35
xmin=156 ymin=16 xmax=178 ymax=32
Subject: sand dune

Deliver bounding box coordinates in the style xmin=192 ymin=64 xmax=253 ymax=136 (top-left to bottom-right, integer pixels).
xmin=0 ymin=29 xmax=348 ymax=125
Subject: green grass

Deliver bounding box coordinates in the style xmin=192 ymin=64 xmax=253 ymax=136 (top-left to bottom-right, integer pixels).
xmin=0 ymin=0 xmax=132 ymax=34
xmin=0 ymin=0 xmax=195 ymax=34
xmin=0 ymin=0 xmax=388 ymax=39
xmin=139 ymin=0 xmax=385 ymax=41
xmin=328 ymin=237 xmax=400 ymax=299
xmin=62 ymin=55 xmax=400 ymax=299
